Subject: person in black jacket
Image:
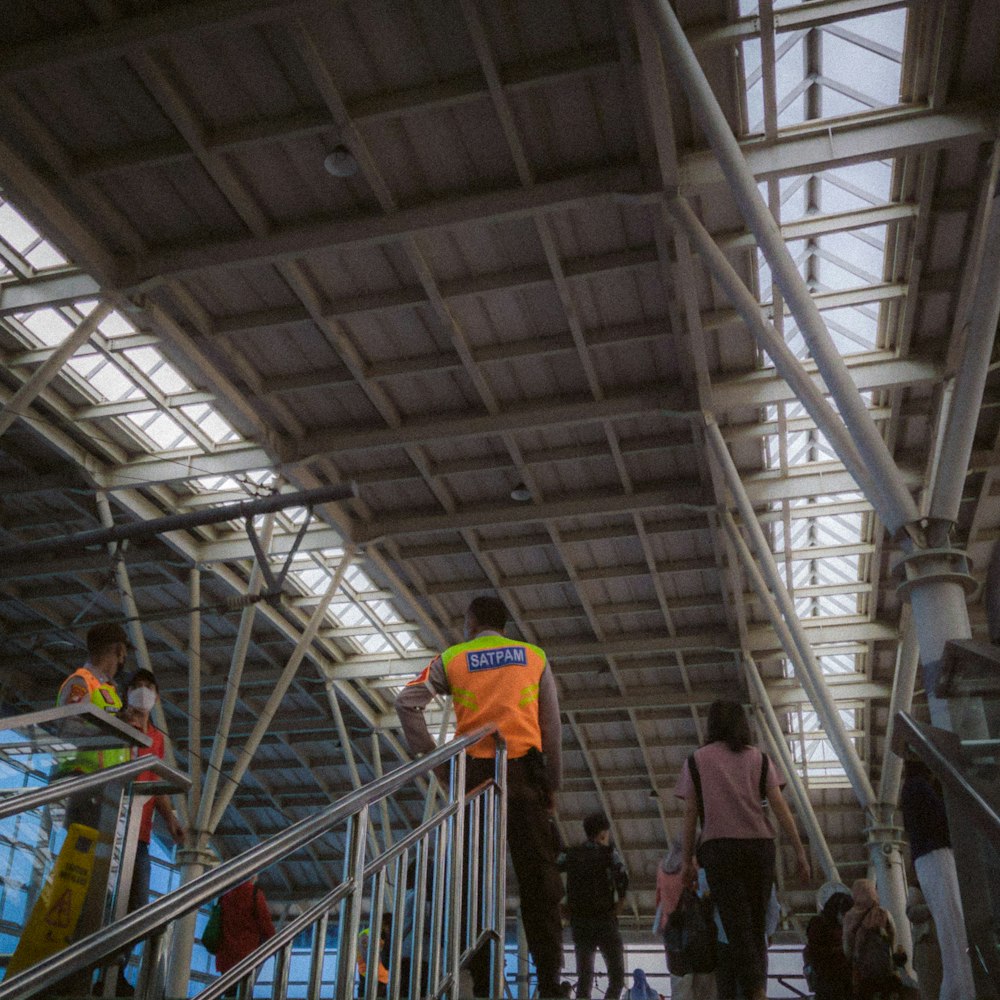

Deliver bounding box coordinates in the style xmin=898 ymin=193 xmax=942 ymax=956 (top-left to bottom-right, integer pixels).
xmin=559 ymin=812 xmax=629 ymax=999
xmin=804 ymin=890 xmax=852 ymax=1000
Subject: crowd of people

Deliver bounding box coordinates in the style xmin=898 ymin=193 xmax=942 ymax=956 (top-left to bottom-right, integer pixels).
xmin=45 ymin=598 xmax=975 ymax=1000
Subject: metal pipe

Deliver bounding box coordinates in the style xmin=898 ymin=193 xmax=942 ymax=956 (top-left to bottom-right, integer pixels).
xmin=491 ymin=737 xmax=508 ymax=1000
xmin=744 ymin=656 xmax=839 ymax=881
xmin=710 ymin=422 xmax=878 ymax=809
xmin=668 ymin=197 xmax=885 ymax=514
xmin=446 ymin=751 xmax=467 ymax=998
xmin=196 ymin=515 xmax=274 ymax=833
xmin=0 ymin=301 xmax=113 ymax=439
xmin=207 ymin=548 xmax=355 ymax=830
xmin=878 ymin=612 xmax=920 ymax=807
xmin=307 ymin=909 xmax=330 ymax=1000
xmin=0 ymin=756 xmax=188 ymax=820
xmin=931 ymin=187 xmax=1000 ymax=521
xmin=188 ymin=566 xmax=202 ymax=821
xmin=645 ymin=0 xmax=919 ymax=535
xmin=336 ymin=808 xmax=370 ymax=1000
xmin=0 ymin=483 xmax=355 ymax=562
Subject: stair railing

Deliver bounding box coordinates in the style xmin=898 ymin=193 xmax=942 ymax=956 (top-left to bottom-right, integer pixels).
xmin=0 ymin=724 xmax=507 ymax=1000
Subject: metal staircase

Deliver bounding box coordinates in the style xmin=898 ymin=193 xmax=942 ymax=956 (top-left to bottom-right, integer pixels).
xmin=0 ymin=716 xmax=506 ymax=1000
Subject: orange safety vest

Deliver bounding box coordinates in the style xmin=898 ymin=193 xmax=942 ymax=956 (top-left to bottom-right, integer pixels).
xmin=441 ymin=635 xmax=546 ymax=759
xmin=57 ymin=667 xmax=128 ymax=773
xmin=357 ymin=927 xmax=390 ymax=983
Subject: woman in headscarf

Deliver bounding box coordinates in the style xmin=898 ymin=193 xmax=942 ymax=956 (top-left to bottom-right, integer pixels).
xmin=842 ymin=879 xmax=898 ymax=1000
xmin=625 ymin=967 xmax=660 ymax=999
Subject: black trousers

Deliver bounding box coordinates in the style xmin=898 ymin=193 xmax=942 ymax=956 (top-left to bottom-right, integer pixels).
xmin=465 ymin=756 xmax=564 ymax=997
xmin=571 ymin=914 xmax=625 ymax=998
xmin=697 ymin=838 xmax=775 ymax=999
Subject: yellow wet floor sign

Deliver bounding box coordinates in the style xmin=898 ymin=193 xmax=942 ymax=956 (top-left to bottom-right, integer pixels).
xmin=7 ymin=823 xmax=99 ymax=975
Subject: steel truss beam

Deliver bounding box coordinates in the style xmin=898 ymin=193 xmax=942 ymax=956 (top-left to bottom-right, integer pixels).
xmin=115 ymin=105 xmax=991 ymax=284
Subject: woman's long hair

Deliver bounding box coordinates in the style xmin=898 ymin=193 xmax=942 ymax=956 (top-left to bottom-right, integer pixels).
xmin=706 ymin=699 xmax=753 ymax=752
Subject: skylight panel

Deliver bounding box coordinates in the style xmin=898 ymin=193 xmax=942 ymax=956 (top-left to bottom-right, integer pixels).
xmin=0 ymin=202 xmax=45 ymax=256
xmin=122 ymin=347 xmax=192 ymax=394
xmin=94 ymin=309 xmax=137 ymax=340
xmin=67 ymin=354 xmax=139 ymax=402
xmin=125 ymin=410 xmax=195 ymax=451
xmin=20 ymin=307 xmax=74 ymax=346
xmin=179 ymin=404 xmax=238 ymax=445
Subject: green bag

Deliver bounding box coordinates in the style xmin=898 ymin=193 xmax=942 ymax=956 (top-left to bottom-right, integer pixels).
xmin=201 ymin=900 xmax=223 ymax=955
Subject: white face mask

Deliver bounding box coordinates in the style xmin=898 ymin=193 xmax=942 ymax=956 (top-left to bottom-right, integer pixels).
xmin=127 ymin=687 xmax=157 ymax=712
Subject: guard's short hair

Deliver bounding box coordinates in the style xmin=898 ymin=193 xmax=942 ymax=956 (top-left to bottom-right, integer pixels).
xmin=583 ymin=812 xmax=610 ymax=839
xmin=86 ymin=622 xmax=130 ymax=658
xmin=467 ymin=595 xmax=508 ymax=631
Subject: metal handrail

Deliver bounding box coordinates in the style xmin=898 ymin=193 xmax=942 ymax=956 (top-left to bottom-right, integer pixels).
xmin=0 ymin=724 xmax=497 ymax=1000
xmin=0 ymin=701 xmax=152 ymax=749
xmin=0 ymin=756 xmax=190 ymax=820
xmin=204 ymin=779 xmax=495 ymax=1000
xmin=892 ymin=711 xmax=1000 ymax=840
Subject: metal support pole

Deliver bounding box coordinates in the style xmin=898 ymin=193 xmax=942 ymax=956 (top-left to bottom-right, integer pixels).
xmin=187 ymin=567 xmax=202 ymax=823
xmin=335 ymin=808 xmax=369 ymax=1000
xmin=744 ymin=656 xmax=839 ymax=882
xmin=195 ymin=514 xmax=275 ymax=834
xmin=95 ymin=493 xmax=186 ymax=824
xmin=645 ymin=0 xmax=919 ymax=536
xmin=164 ymin=840 xmax=216 ymax=999
xmin=878 ymin=612 xmax=920 ymax=809
xmin=491 ymin=738 xmax=509 ymax=1000
xmin=207 ymin=547 xmax=355 ymax=831
xmin=930 ymin=183 xmax=1000 ymax=523
xmin=0 ymin=301 xmax=113 ymax=439
xmin=307 ymin=910 xmax=330 ymax=1000
xmin=328 ymin=682 xmax=384 ymax=860
xmin=710 ymin=423 xmax=878 ymax=810
xmin=668 ymin=197 xmax=883 ymax=513
xmin=371 ymin=731 xmax=394 ymax=854
xmin=446 ymin=752 xmax=468 ymax=1000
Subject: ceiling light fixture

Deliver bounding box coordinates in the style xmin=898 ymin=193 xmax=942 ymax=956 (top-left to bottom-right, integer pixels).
xmin=510 ymin=482 xmax=531 ymax=502
xmin=323 ymin=144 xmax=358 ymax=178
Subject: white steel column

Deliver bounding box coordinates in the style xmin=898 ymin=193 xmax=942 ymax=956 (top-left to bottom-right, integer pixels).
xmin=744 ymin=656 xmax=839 ymax=882
xmin=710 ymin=424 xmax=877 ymax=809
xmin=194 ymin=515 xmax=275 ymax=834
xmin=164 ymin=567 xmax=205 ymax=992
xmin=0 ymin=301 xmax=112 ymax=439
xmin=206 ymin=547 xmax=355 ymax=832
xmin=95 ymin=492 xmax=185 ymax=817
xmin=645 ymin=0 xmax=919 ymax=536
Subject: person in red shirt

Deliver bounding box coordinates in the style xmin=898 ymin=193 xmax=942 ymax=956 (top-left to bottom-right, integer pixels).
xmin=216 ymin=877 xmax=276 ymax=996
xmin=113 ymin=669 xmax=185 ymax=994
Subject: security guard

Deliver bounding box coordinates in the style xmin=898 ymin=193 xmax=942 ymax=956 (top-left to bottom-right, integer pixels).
xmin=56 ymin=622 xmax=132 ymax=826
xmin=395 ymin=595 xmax=564 ymax=998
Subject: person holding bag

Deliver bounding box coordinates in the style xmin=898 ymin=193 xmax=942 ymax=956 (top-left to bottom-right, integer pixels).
xmin=674 ymin=700 xmax=811 ymax=1000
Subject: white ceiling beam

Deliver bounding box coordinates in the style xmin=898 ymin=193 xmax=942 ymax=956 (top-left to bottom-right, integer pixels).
xmin=712 ymin=354 xmax=940 ymax=409
xmin=0 ymin=271 xmax=100 ymax=313
xmin=293 ymin=388 xmax=687 ymax=464
xmin=354 ymin=483 xmax=707 ymax=542
xmin=690 ymin=1 xmax=912 ymax=48
xmin=98 ymin=445 xmax=274 ymax=490
xmin=124 ymin=105 xmax=992 ymax=283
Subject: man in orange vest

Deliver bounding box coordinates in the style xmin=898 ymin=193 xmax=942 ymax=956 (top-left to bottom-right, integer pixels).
xmin=56 ymin=622 xmax=132 ymax=828
xmin=395 ymin=595 xmax=565 ymax=998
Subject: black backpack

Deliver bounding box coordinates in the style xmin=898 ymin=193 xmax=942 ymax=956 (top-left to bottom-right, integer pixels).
xmin=664 ymin=887 xmax=716 ymax=976
xmin=563 ymin=843 xmax=617 ymax=917
xmin=853 ymin=922 xmax=895 ymax=986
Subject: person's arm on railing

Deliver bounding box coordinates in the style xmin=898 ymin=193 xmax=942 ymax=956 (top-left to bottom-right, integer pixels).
xmin=395 ymin=657 xmax=452 ymax=780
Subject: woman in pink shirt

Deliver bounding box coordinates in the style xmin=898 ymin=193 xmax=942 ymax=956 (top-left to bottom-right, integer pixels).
xmin=675 ymin=700 xmax=810 ymax=1000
